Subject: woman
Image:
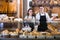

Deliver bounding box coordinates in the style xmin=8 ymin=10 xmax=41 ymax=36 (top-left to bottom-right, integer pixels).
xmin=24 ymin=8 xmax=35 ymax=31
xmin=36 ymin=7 xmax=56 ymax=32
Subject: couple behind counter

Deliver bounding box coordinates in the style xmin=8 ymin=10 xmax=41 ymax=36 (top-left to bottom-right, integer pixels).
xmin=24 ymin=7 xmax=56 ymax=32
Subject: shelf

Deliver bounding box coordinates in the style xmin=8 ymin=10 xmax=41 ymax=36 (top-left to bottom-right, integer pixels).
xmin=29 ymin=1 xmax=60 ymax=7
xmin=31 ymin=4 xmax=60 ymax=7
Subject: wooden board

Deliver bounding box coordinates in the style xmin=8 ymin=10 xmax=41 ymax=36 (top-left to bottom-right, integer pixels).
xmin=20 ymin=0 xmax=23 ymax=18
xmin=0 ymin=0 xmax=7 ymax=13
xmin=8 ymin=0 xmax=17 ymax=13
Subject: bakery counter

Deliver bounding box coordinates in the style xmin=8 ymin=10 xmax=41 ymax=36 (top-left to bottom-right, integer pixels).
xmin=0 ymin=35 xmax=59 ymax=40
xmin=0 ymin=29 xmax=54 ymax=39
xmin=0 ymin=34 xmax=55 ymax=40
xmin=0 ymin=28 xmax=60 ymax=40
xmin=0 ymin=37 xmax=53 ymax=40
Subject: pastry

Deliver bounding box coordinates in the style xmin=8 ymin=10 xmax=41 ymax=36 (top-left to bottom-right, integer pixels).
xmin=15 ymin=28 xmax=20 ymax=33
xmin=19 ymin=30 xmax=24 ymax=35
xmin=9 ymin=32 xmax=18 ymax=38
xmin=46 ymin=32 xmax=52 ymax=36
xmin=1 ymin=30 xmax=9 ymax=38
xmin=14 ymin=18 xmax=23 ymax=22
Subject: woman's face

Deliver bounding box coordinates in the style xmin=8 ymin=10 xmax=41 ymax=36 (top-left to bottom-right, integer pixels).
xmin=28 ymin=10 xmax=33 ymax=15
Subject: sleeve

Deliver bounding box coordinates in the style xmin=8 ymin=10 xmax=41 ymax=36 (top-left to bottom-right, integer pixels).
xmin=32 ymin=16 xmax=35 ymax=22
xmin=33 ymin=16 xmax=35 ymax=19
xmin=36 ymin=13 xmax=40 ymax=24
xmin=36 ymin=13 xmax=40 ymax=21
xmin=46 ymin=13 xmax=53 ymax=22
xmin=24 ymin=16 xmax=28 ymax=19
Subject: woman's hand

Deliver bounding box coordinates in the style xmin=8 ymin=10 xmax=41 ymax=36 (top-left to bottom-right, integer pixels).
xmin=24 ymin=18 xmax=32 ymax=21
xmin=27 ymin=18 xmax=32 ymax=21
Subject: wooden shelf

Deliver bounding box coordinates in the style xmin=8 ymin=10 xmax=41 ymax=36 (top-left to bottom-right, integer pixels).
xmin=29 ymin=1 xmax=60 ymax=7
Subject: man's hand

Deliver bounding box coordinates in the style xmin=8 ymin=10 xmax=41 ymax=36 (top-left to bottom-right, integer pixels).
xmin=52 ymin=16 xmax=56 ymax=20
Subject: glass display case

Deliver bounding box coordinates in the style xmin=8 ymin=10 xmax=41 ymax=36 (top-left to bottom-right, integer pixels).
xmin=0 ymin=14 xmax=60 ymax=40
xmin=0 ymin=14 xmax=24 ymax=40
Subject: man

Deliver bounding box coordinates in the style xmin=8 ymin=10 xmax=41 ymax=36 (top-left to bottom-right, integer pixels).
xmin=36 ymin=7 xmax=55 ymax=32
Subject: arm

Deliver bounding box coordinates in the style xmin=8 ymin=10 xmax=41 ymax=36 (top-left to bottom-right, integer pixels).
xmin=36 ymin=13 xmax=40 ymax=21
xmin=32 ymin=16 xmax=35 ymax=23
xmin=24 ymin=16 xmax=28 ymax=20
xmin=46 ymin=13 xmax=52 ymax=21
xmin=36 ymin=13 xmax=40 ymax=24
xmin=24 ymin=16 xmax=33 ymax=21
xmin=46 ymin=13 xmax=56 ymax=20
xmin=46 ymin=13 xmax=56 ymax=22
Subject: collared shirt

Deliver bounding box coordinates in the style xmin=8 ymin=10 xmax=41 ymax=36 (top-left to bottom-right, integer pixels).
xmin=36 ymin=12 xmax=53 ymax=23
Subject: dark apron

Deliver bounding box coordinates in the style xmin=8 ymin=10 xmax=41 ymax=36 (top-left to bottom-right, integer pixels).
xmin=38 ymin=14 xmax=48 ymax=32
xmin=24 ymin=16 xmax=34 ymax=32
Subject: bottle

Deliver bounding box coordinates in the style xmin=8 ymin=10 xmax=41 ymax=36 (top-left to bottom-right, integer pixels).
xmin=0 ymin=23 xmax=4 ymax=30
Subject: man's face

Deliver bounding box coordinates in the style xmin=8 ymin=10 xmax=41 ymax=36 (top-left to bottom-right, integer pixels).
xmin=39 ymin=7 xmax=44 ymax=12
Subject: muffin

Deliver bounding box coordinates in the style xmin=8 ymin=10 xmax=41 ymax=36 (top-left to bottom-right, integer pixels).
xmin=9 ymin=32 xmax=18 ymax=38
xmin=1 ymin=30 xmax=9 ymax=38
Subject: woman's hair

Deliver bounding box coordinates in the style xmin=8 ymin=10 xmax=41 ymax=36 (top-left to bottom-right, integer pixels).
xmin=27 ymin=8 xmax=35 ymax=16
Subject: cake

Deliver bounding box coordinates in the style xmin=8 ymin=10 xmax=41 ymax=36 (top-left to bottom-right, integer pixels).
xmin=1 ymin=30 xmax=9 ymax=38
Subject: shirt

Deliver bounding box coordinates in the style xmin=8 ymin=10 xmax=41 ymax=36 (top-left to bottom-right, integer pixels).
xmin=24 ymin=16 xmax=35 ymax=22
xmin=36 ymin=12 xmax=53 ymax=23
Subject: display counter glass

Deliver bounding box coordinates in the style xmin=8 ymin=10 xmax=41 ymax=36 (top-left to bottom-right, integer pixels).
xmin=0 ymin=15 xmax=60 ymax=40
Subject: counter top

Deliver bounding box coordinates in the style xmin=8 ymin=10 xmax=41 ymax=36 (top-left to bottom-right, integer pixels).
xmin=0 ymin=35 xmax=59 ymax=40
